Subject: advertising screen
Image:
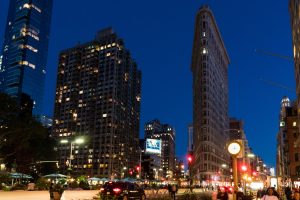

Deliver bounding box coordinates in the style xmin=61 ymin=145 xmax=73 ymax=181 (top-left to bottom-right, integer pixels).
xmin=145 ymin=139 xmax=161 ymax=154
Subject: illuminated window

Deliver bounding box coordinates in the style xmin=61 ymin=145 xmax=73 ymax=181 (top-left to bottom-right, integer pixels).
xmin=102 ymin=113 xmax=107 ymax=118
xmin=293 ymin=122 xmax=297 ymax=127
xmin=19 ymin=61 xmax=35 ymax=69
xmin=23 ymin=3 xmax=30 ymax=8
xmin=79 ymin=90 xmax=83 ymax=94
xmin=23 ymin=3 xmax=41 ymax=13
xmin=106 ymin=53 xmax=111 ymax=57
xmin=19 ymin=44 xmax=38 ymax=53
xmin=202 ymin=48 xmax=208 ymax=55
xmin=73 ymin=113 xmax=77 ymax=121
xmin=66 ymin=97 xmax=70 ymax=101
xmin=20 ymin=28 xmax=39 ymax=41
xmin=136 ymin=95 xmax=141 ymax=102
xmin=124 ymin=73 xmax=129 ymax=81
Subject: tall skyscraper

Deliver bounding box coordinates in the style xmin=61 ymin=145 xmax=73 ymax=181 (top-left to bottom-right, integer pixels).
xmin=191 ymin=6 xmax=230 ymax=185
xmin=0 ymin=0 xmax=53 ymax=115
xmin=52 ymin=28 xmax=141 ymax=177
xmin=144 ymin=119 xmax=176 ymax=178
xmin=289 ymin=0 xmax=300 ymax=141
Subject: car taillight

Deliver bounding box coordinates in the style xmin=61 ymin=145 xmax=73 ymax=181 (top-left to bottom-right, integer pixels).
xmin=100 ymin=188 xmax=105 ymax=192
xmin=113 ymin=188 xmax=121 ymax=193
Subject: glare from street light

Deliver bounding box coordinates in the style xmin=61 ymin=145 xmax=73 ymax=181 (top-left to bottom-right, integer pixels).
xmin=221 ymin=164 xmax=227 ymax=168
xmin=60 ymin=139 xmax=68 ymax=144
xmin=247 ymin=153 xmax=255 ymax=158
xmin=75 ymin=138 xmax=84 ymax=144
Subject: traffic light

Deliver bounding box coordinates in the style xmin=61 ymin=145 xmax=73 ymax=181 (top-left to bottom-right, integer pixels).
xmin=136 ymin=166 xmax=140 ymax=171
xmin=241 ymin=165 xmax=247 ymax=172
xmin=187 ymin=151 xmax=193 ymax=163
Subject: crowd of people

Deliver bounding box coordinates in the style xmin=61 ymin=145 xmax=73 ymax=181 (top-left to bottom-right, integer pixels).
xmin=251 ymin=186 xmax=300 ymax=200
xmin=215 ymin=186 xmax=299 ymax=200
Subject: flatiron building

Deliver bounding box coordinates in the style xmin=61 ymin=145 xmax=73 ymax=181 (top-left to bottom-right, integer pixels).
xmin=191 ymin=6 xmax=231 ymax=184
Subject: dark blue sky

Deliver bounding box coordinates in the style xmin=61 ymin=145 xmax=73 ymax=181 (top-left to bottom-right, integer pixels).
xmin=0 ymin=0 xmax=294 ymax=167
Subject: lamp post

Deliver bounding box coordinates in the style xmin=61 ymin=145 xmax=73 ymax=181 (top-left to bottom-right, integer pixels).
xmin=60 ymin=138 xmax=84 ymax=174
xmin=138 ymin=148 xmax=144 ymax=179
xmin=187 ymin=152 xmax=193 ymax=192
xmin=228 ymin=141 xmax=242 ymax=200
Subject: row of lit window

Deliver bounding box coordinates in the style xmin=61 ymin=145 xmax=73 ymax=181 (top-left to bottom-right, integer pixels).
xmin=20 ymin=28 xmax=39 ymax=41
xmin=99 ymin=43 xmax=117 ymax=50
xmin=23 ymin=3 xmax=42 ymax=13
xmin=19 ymin=60 xmax=35 ymax=69
xmin=19 ymin=44 xmax=38 ymax=53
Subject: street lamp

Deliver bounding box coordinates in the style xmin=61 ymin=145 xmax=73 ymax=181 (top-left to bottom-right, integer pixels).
xmin=138 ymin=148 xmax=144 ymax=179
xmin=60 ymin=137 xmax=85 ymax=173
xmin=228 ymin=141 xmax=242 ymax=200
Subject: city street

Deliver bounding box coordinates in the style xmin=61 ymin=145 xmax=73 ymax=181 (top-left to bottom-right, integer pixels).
xmin=0 ymin=189 xmax=225 ymax=200
xmin=0 ymin=190 xmax=99 ymax=200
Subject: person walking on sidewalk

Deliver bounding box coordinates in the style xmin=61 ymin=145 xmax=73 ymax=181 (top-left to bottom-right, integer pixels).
xmin=261 ymin=187 xmax=279 ymax=200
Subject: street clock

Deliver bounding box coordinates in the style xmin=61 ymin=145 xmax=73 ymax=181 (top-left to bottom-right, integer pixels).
xmin=227 ymin=142 xmax=241 ymax=155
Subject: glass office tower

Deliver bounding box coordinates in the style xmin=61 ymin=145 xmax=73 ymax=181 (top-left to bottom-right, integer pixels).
xmin=0 ymin=0 xmax=53 ymax=115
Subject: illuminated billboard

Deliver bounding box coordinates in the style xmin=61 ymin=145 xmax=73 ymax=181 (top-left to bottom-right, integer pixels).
xmin=146 ymin=139 xmax=161 ymax=154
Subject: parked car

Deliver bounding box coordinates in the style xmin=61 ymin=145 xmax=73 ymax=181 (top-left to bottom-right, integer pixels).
xmin=100 ymin=181 xmax=146 ymax=200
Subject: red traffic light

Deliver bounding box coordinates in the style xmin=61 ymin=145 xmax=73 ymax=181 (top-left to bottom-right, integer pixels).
xmin=241 ymin=165 xmax=247 ymax=172
xmin=253 ymin=171 xmax=257 ymax=176
xmin=136 ymin=166 xmax=140 ymax=171
xmin=187 ymin=155 xmax=193 ymax=163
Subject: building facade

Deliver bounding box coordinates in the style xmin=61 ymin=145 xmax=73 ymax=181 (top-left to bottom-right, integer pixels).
xmin=52 ymin=28 xmax=141 ymax=177
xmin=276 ymin=97 xmax=300 ymax=187
xmin=191 ymin=6 xmax=231 ymax=185
xmin=290 ymin=0 xmax=300 ymax=133
xmin=0 ymin=0 xmax=53 ymax=115
xmin=188 ymin=124 xmax=193 ymax=152
xmin=144 ymin=119 xmax=176 ymax=179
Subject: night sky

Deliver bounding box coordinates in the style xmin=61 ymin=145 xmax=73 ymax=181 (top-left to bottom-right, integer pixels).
xmin=0 ymin=0 xmax=294 ymax=167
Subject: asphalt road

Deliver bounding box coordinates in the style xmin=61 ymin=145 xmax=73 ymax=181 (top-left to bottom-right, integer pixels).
xmin=0 ymin=190 xmax=99 ymax=200
xmin=0 ymin=189 xmax=231 ymax=200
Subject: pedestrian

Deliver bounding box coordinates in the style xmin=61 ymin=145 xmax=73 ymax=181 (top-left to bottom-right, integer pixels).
xmin=293 ymin=191 xmax=300 ymax=200
xmin=49 ymin=183 xmax=54 ymax=200
xmin=286 ymin=187 xmax=293 ymax=200
xmin=168 ymin=184 xmax=172 ymax=197
xmin=257 ymin=188 xmax=263 ymax=199
xmin=217 ymin=188 xmax=228 ymax=200
xmin=261 ymin=187 xmax=279 ymax=200
xmin=171 ymin=184 xmax=177 ymax=200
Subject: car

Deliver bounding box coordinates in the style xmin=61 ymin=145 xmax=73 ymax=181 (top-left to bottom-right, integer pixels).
xmin=100 ymin=181 xmax=146 ymax=200
xmin=219 ymin=186 xmax=234 ymax=193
